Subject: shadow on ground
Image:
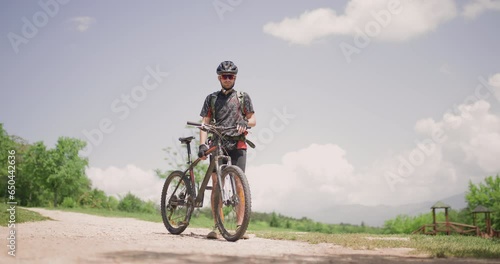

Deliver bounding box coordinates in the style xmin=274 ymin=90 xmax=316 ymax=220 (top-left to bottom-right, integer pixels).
xmin=98 ymin=250 xmax=499 ymax=264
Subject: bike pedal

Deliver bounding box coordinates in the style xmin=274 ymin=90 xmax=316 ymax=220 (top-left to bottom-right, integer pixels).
xmin=206 ymin=186 xmax=213 ymax=190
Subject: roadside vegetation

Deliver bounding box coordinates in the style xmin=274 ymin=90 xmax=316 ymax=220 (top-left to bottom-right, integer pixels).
xmin=0 ymin=202 xmax=49 ymax=226
xmin=255 ymin=231 xmax=500 ymax=259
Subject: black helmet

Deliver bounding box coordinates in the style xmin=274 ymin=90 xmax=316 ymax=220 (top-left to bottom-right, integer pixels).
xmin=216 ymin=61 xmax=238 ymax=75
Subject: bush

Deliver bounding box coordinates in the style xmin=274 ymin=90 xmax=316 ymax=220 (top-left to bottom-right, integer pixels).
xmin=118 ymin=192 xmax=144 ymax=212
xmin=116 ymin=192 xmax=156 ymax=214
xmin=106 ymin=196 xmax=119 ymax=211
xmin=141 ymin=200 xmax=157 ymax=214
xmin=79 ymin=188 xmax=109 ymax=209
xmin=383 ymin=210 xmax=463 ymax=234
xmin=61 ymin=197 xmax=76 ymax=208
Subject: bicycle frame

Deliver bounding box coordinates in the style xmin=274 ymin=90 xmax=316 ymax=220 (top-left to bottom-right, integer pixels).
xmin=177 ymin=135 xmax=237 ymax=210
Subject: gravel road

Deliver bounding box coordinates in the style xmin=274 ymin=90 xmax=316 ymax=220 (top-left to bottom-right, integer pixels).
xmin=1 ymin=208 xmax=497 ymax=263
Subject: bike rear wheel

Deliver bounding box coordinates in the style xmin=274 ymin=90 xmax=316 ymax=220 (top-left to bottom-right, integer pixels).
xmin=213 ymin=165 xmax=251 ymax=242
xmin=161 ymin=170 xmax=193 ymax=235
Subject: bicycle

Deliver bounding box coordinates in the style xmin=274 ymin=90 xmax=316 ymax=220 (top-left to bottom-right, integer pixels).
xmin=160 ymin=121 xmax=252 ymax=242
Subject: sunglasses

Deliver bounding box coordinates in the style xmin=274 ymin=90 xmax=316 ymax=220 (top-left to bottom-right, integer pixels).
xmin=220 ymin=75 xmax=235 ymax=80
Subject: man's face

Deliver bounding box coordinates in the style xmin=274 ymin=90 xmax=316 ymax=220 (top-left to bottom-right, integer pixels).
xmin=218 ymin=74 xmax=236 ymax=90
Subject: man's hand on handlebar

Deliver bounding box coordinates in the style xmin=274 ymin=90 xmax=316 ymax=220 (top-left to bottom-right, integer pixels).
xmin=237 ymin=119 xmax=248 ymax=134
xmin=198 ymin=144 xmax=209 ymax=160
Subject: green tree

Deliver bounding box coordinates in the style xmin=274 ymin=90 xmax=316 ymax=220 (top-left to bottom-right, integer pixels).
xmin=0 ymin=126 xmax=56 ymax=206
xmin=466 ymin=175 xmax=500 ymax=230
xmin=46 ymin=137 xmax=90 ymax=207
xmin=21 ymin=141 xmax=54 ymax=206
xmin=270 ymin=212 xmax=280 ymax=227
xmin=0 ymin=124 xmax=15 ymax=200
xmin=0 ymin=124 xmax=14 ymax=162
xmin=1 ymin=126 xmax=94 ymax=207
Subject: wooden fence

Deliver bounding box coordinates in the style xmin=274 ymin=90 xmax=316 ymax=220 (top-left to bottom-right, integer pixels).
xmin=412 ymin=222 xmax=480 ymax=236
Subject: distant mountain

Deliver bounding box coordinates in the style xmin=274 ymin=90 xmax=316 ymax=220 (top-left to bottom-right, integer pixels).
xmin=305 ymin=192 xmax=468 ymax=227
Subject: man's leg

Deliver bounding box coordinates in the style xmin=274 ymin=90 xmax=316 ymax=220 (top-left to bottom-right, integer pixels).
xmin=208 ymin=148 xmax=219 ymax=239
xmin=207 ymin=172 xmax=219 ymax=239
xmin=230 ymin=149 xmax=249 ymax=239
xmin=232 ymin=149 xmax=246 ymax=172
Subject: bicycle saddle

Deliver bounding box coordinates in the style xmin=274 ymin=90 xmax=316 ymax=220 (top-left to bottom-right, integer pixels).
xmin=178 ymin=136 xmax=194 ymax=144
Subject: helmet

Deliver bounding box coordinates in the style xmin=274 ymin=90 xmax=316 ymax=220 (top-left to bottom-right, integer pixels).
xmin=216 ymin=61 xmax=238 ymax=75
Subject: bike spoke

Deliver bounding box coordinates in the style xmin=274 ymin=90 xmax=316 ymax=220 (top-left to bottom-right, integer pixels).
xmin=214 ymin=166 xmax=251 ymax=242
xmin=161 ymin=171 xmax=193 ymax=235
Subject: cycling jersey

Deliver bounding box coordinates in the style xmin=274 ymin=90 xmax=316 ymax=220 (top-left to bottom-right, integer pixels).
xmin=200 ymin=89 xmax=254 ymax=150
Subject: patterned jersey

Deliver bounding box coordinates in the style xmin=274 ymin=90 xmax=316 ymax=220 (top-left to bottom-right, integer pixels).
xmin=200 ymin=89 xmax=254 ymax=150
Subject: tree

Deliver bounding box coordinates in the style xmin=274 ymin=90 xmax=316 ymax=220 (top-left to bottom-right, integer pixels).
xmin=46 ymin=137 xmax=90 ymax=207
xmin=270 ymin=212 xmax=280 ymax=228
xmin=0 ymin=125 xmax=40 ymax=206
xmin=21 ymin=141 xmax=53 ymax=206
xmin=466 ymin=175 xmax=500 ymax=230
xmin=1 ymin=125 xmax=94 ymax=207
xmin=0 ymin=124 xmax=15 ymax=200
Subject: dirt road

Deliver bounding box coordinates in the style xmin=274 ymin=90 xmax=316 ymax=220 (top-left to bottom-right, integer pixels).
xmin=1 ymin=208 xmax=497 ymax=263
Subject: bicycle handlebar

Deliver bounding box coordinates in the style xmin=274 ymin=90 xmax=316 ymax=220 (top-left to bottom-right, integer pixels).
xmin=187 ymin=121 xmax=203 ymax=127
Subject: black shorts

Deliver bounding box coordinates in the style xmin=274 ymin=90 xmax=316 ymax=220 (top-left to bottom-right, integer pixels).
xmin=212 ymin=149 xmax=247 ymax=172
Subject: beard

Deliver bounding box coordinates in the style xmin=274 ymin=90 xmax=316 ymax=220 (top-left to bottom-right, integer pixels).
xmin=221 ymin=81 xmax=235 ymax=90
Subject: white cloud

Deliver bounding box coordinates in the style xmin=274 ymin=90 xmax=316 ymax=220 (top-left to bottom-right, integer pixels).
xmin=263 ymin=0 xmax=457 ymax=45
xmin=462 ymin=0 xmax=500 ymax=19
xmin=86 ymin=165 xmax=164 ymax=203
xmin=247 ymin=144 xmax=358 ymax=215
xmin=69 ymin=16 xmax=96 ymax=32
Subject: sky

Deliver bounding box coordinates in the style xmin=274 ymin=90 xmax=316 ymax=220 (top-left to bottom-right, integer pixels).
xmin=1 ymin=0 xmax=500 ymax=224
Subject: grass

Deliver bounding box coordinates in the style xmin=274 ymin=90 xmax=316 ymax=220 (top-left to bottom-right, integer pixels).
xmin=5 ymin=205 xmax=500 ymax=259
xmin=0 ymin=203 xmax=50 ymax=226
xmin=411 ymin=235 xmax=500 ymax=259
xmin=253 ymin=230 xmax=500 ymax=259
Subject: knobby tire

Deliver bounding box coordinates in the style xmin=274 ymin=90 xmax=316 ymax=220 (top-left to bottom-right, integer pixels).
xmin=161 ymin=170 xmax=193 ymax=235
xmin=213 ymin=165 xmax=251 ymax=242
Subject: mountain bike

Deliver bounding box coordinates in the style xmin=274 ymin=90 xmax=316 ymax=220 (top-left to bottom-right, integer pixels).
xmin=160 ymin=121 xmax=251 ymax=242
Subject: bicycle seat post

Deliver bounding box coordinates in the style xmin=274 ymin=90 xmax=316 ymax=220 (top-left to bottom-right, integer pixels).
xmin=179 ymin=136 xmax=195 ymax=164
xmin=186 ymin=141 xmax=192 ymax=165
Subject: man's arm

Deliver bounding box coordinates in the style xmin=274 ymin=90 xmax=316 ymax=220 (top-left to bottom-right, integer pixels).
xmin=246 ymin=112 xmax=256 ymax=127
xmin=238 ymin=112 xmax=256 ymax=134
xmin=198 ymin=116 xmax=212 ymax=159
xmin=200 ymin=116 xmax=211 ymax=145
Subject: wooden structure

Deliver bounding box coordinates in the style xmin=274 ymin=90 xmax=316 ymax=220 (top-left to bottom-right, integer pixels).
xmin=431 ymin=201 xmax=450 ymax=235
xmin=472 ymin=205 xmax=499 ymax=238
xmin=412 ymin=221 xmax=480 ymax=236
xmin=413 ymin=201 xmax=480 ymax=236
xmin=413 ymin=201 xmax=499 ymax=238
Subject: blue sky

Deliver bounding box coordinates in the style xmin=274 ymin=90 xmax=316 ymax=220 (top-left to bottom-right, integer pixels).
xmin=2 ymin=0 xmax=500 ymax=223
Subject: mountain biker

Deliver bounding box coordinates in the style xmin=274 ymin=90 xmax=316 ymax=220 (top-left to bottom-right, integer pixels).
xmin=198 ymin=61 xmax=256 ymax=239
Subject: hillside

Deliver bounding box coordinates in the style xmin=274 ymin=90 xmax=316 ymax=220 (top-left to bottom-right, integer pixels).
xmin=288 ymin=192 xmax=467 ymax=227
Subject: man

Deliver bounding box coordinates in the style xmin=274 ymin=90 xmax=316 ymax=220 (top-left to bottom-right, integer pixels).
xmin=198 ymin=61 xmax=256 ymax=239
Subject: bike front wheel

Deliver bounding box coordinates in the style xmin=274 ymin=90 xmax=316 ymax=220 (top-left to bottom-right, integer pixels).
xmin=161 ymin=170 xmax=193 ymax=235
xmin=213 ymin=165 xmax=251 ymax=242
